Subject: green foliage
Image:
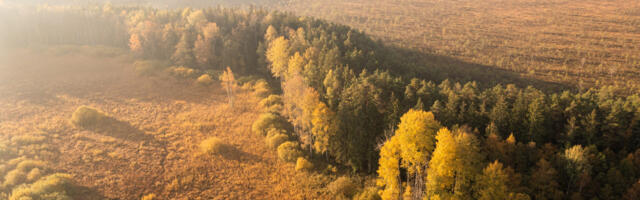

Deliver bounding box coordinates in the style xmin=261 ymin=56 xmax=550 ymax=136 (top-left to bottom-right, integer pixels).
xmin=199 ymin=137 xmax=228 ymax=155
xmin=276 ymin=141 xmax=302 ymax=162
xmin=327 ymin=176 xmax=358 ymax=198
xmin=474 ymin=161 xmax=510 ymax=200
xmin=295 ymin=157 xmax=314 ymax=171
xmin=70 ymin=106 xmax=109 ymax=128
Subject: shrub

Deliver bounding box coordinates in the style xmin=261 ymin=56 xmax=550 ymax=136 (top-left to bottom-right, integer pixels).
xmin=253 ymin=79 xmax=271 ymax=98
xmin=200 ymin=137 xmax=228 ymax=155
xmin=11 ymin=135 xmax=46 ymax=145
xmin=3 ymin=169 xmax=26 ymax=187
xmin=266 ymin=133 xmax=289 ymax=150
xmin=196 ymin=74 xmax=213 ymax=86
xmin=259 ymin=95 xmax=283 ymax=108
xmin=70 ymin=106 xmax=109 ymax=128
xmin=26 ymin=168 xmax=42 ymax=182
xmin=168 ymin=66 xmax=197 ymax=78
xmin=9 ymin=173 xmax=74 ymax=200
xmin=252 ymin=113 xmax=288 ymax=136
xmin=295 ymin=157 xmax=314 ymax=171
xmin=277 ymin=142 xmax=303 ymax=162
xmin=133 ymin=60 xmax=165 ymax=76
xmin=16 ymin=160 xmax=45 ymax=172
xmin=327 ymin=176 xmax=358 ymax=198
xmin=354 ymin=187 xmax=381 ymax=200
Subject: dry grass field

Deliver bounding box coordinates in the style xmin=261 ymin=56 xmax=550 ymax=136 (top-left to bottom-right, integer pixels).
xmin=0 ymin=46 xmax=332 ymax=199
xmin=281 ymin=0 xmax=640 ymax=92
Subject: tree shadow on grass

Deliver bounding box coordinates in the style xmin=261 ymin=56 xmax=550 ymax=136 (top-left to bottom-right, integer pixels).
xmin=70 ymin=185 xmax=113 ymax=200
xmin=80 ymin=116 xmax=155 ymax=143
xmin=213 ymin=145 xmax=262 ymax=163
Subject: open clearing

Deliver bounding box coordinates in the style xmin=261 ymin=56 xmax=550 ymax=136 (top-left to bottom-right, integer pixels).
xmin=0 ymin=47 xmax=328 ymax=199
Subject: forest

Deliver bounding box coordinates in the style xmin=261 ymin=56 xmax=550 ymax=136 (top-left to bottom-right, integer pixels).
xmin=1 ymin=1 xmax=640 ymax=200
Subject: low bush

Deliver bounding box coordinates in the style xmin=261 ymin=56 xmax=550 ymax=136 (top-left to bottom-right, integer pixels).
xmin=11 ymin=135 xmax=46 ymax=145
xmin=266 ymin=133 xmax=289 ymax=150
xmin=327 ymin=176 xmax=358 ymax=198
xmin=200 ymin=137 xmax=228 ymax=155
xmin=277 ymin=141 xmax=303 ymax=162
xmin=354 ymin=187 xmax=381 ymax=200
xmin=196 ymin=74 xmax=213 ymax=86
xmin=70 ymin=106 xmax=109 ymax=128
xmin=2 ymin=169 xmax=26 ymax=188
xmin=9 ymin=173 xmax=74 ymax=200
xmin=252 ymin=79 xmax=271 ymax=98
xmin=295 ymin=157 xmax=314 ymax=171
xmin=168 ymin=66 xmax=197 ymax=78
xmin=252 ymin=113 xmax=289 ymax=136
xmin=259 ymin=95 xmax=283 ymax=109
xmin=26 ymin=168 xmax=42 ymax=182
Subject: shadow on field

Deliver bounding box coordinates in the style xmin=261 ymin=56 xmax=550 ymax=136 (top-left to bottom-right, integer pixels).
xmin=70 ymin=185 xmax=113 ymax=200
xmin=216 ymin=145 xmax=262 ymax=163
xmin=384 ymin=45 xmax=574 ymax=93
xmin=83 ymin=117 xmax=155 ymax=143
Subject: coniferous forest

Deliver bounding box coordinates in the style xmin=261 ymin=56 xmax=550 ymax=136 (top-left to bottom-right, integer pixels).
xmin=1 ymin=1 xmax=640 ymax=199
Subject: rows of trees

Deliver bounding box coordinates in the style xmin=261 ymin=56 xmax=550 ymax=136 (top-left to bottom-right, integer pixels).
xmin=6 ymin=4 xmax=640 ymax=199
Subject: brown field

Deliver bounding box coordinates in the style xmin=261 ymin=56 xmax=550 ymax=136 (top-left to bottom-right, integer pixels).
xmin=0 ymin=47 xmax=332 ymax=199
xmin=281 ymin=0 xmax=640 ymax=92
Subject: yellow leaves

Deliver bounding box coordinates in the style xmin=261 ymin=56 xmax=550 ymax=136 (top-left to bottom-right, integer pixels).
xmin=129 ymin=33 xmax=142 ymax=54
xmin=288 ymin=52 xmax=305 ymax=76
xmin=311 ymin=101 xmax=336 ymax=154
xmin=378 ymin=109 xmax=441 ymax=200
xmin=266 ymin=36 xmax=291 ymax=78
xmin=377 ymin=135 xmax=401 ymax=200
xmin=426 ymin=128 xmax=482 ymax=199
xmin=201 ymin=22 xmax=219 ymax=40
xmin=396 ymin=110 xmax=440 ymax=175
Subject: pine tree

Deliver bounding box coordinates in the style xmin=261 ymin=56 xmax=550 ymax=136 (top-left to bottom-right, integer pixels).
xmin=475 ymin=161 xmax=510 ymax=200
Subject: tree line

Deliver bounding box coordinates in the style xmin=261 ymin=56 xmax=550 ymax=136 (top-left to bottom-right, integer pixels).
xmin=6 ymin=4 xmax=640 ymax=199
